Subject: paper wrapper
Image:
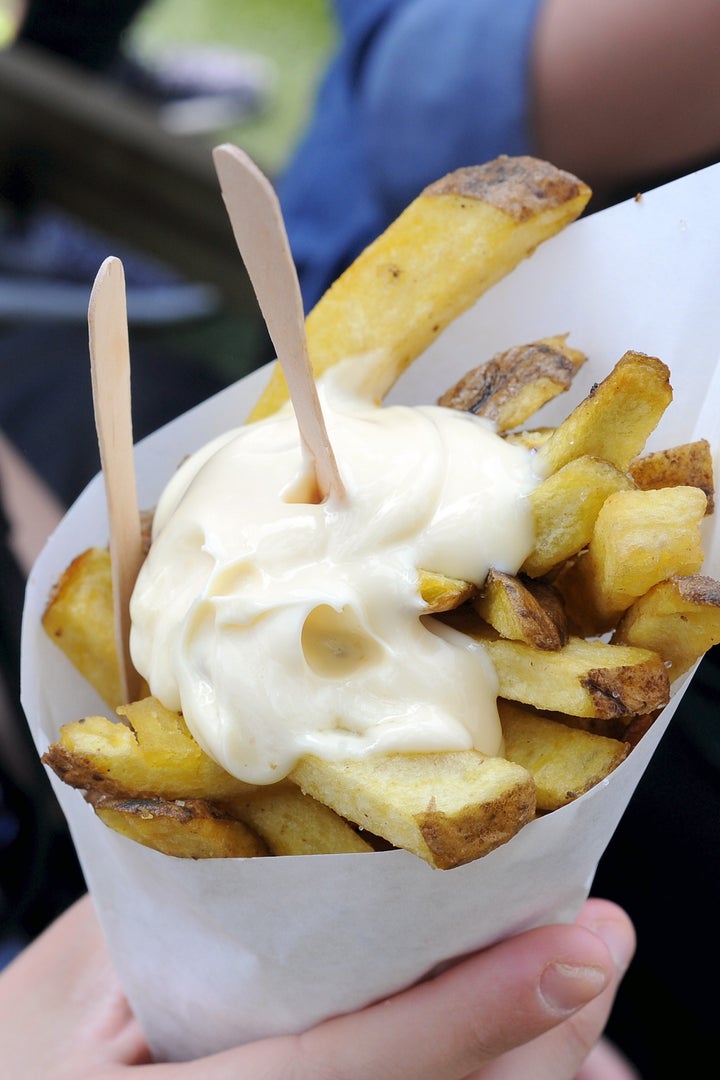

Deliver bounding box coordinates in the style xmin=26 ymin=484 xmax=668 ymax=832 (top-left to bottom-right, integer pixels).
xmin=21 ymin=162 xmax=720 ymax=1061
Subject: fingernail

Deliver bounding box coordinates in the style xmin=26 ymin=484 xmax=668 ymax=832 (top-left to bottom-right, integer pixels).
xmin=586 ymin=918 xmax=635 ymax=976
xmin=539 ymin=962 xmax=609 ymax=1015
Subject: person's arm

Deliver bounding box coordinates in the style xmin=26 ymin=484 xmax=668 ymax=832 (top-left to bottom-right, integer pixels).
xmin=0 ymin=891 xmax=636 ymax=1079
xmin=348 ymin=0 xmax=720 ymax=214
xmin=531 ymin=0 xmax=720 ymax=202
xmin=0 ymin=430 xmax=63 ymax=575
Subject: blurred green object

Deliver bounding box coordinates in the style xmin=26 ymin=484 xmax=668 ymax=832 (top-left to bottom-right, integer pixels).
xmin=132 ymin=0 xmax=337 ymax=174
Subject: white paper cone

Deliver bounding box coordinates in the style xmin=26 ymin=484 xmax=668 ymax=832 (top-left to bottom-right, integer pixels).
xmin=21 ymin=161 xmax=720 ymax=1061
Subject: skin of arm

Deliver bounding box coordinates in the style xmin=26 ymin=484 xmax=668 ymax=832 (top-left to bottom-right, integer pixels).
xmin=0 ymin=430 xmax=64 ymax=574
xmin=531 ymin=0 xmax=720 ymax=201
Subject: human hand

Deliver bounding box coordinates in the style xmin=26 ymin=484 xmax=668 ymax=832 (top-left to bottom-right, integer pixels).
xmin=0 ymin=891 xmax=636 ymax=1079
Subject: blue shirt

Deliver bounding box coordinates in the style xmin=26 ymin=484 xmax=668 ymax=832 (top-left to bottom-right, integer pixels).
xmin=278 ymin=0 xmax=544 ymax=310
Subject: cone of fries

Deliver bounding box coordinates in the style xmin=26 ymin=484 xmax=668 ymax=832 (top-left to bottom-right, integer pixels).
xmin=21 ymin=152 xmax=720 ymax=1062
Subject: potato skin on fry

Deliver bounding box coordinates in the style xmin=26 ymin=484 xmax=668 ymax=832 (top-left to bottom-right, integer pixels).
xmin=612 ymin=574 xmax=720 ymax=678
xmin=249 ymin=156 xmax=591 ymax=420
xmin=290 ymin=751 xmax=536 ymax=870
xmin=629 ymin=439 xmax=715 ymax=514
xmin=438 ymin=334 xmax=586 ymax=431
xmin=473 ymin=569 xmax=567 ymax=650
xmin=89 ymin=793 xmax=269 ymax=859
xmin=43 ymin=703 xmax=254 ymax=802
xmin=424 ymin=157 xmax=589 ymax=219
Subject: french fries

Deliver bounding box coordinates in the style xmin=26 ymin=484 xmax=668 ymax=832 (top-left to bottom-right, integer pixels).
xmin=44 ymin=700 xmax=255 ymax=801
xmin=497 ymin=700 xmax=630 ymax=812
xmin=290 ymin=750 xmax=535 ymax=870
xmin=220 ymin=784 xmax=375 ymax=857
xmin=88 ymin=792 xmax=270 ymax=860
xmin=39 ymin=155 xmax=720 ymax=871
xmin=552 ymin=486 xmax=708 ymax=635
xmin=42 ymin=338 xmax=717 ymax=866
xmin=438 ymin=334 xmax=587 ymax=430
xmin=629 ymin=438 xmax=715 ymax=514
xmin=520 ymin=456 xmax=634 ymax=579
xmin=537 ymin=350 xmax=673 ymax=474
xmin=446 ymin=609 xmax=671 ymax=721
xmin=472 ymin=569 xmax=568 ymax=650
xmin=43 ymin=546 xmax=128 ymax=712
xmin=248 ymin=156 xmax=591 ymax=419
xmin=612 ymin=575 xmax=720 ymax=678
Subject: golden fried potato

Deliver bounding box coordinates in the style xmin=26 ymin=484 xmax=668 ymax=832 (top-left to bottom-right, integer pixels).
xmin=629 ymin=439 xmax=715 ymax=514
xmin=222 ymin=784 xmax=374 ymax=856
xmin=553 ymin=486 xmax=707 ymax=635
xmin=42 ymin=546 xmax=126 ymax=710
xmin=290 ymin=750 xmax=536 ymax=870
xmin=43 ymin=699 xmax=254 ymax=801
xmin=418 ymin=569 xmax=477 ymax=613
xmin=35 ymin=137 xmax=720 ymax=873
xmin=445 ymin=608 xmax=670 ymax=719
xmin=248 ymin=157 xmax=591 ymax=420
xmin=45 ymin=693 xmax=535 ymax=867
xmin=45 ymin=700 xmax=373 ymax=857
xmin=503 ymin=427 xmax=555 ymax=451
xmin=498 ymin=699 xmax=629 ymax=811
xmin=438 ymin=334 xmax=586 ymax=431
xmin=473 ymin=569 xmax=567 ymax=649
xmin=538 ymin=351 xmax=673 ymax=475
xmin=488 ymin=635 xmax=669 ymax=720
xmin=521 ymin=456 xmax=635 ymax=578
xmin=89 ymin=793 xmax=268 ymax=859
xmin=612 ymin=574 xmax=720 ymax=678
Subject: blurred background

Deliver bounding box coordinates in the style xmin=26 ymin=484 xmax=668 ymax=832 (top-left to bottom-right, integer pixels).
xmin=0 ymin=0 xmax=338 ymax=499
xmin=0 ymin=0 xmax=337 ymax=175
xmin=129 ymin=0 xmax=336 ymax=175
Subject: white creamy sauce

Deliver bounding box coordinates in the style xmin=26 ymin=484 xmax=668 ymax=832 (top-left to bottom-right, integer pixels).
xmin=129 ymin=381 xmax=541 ymax=784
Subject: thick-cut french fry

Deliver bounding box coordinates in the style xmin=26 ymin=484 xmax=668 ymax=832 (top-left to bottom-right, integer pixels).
xmin=629 ymin=438 xmax=715 ymax=514
xmin=498 ymin=699 xmax=629 ymax=811
xmin=248 ymin=157 xmax=591 ymax=420
xmin=289 ymin=751 xmax=536 ymax=870
xmin=43 ymin=699 xmax=255 ymax=801
xmin=612 ymin=574 xmax=720 ymax=678
xmin=487 ymin=635 xmax=669 ymax=720
xmin=473 ymin=569 xmax=567 ymax=649
xmin=538 ymin=351 xmax=673 ymax=475
xmin=503 ymin=427 xmax=554 ymax=451
xmin=521 ymin=456 xmax=635 ymax=578
xmin=42 ymin=546 xmax=125 ymax=710
xmin=44 ymin=701 xmax=375 ymax=857
xmin=221 ymin=785 xmax=374 ymax=857
xmin=437 ymin=334 xmax=586 ymax=430
xmin=45 ymin=701 xmax=536 ymax=868
xmin=553 ymin=486 xmax=707 ymax=635
xmin=89 ymin=793 xmax=269 ymax=859
xmin=418 ymin=569 xmax=476 ymax=613
xmin=445 ymin=609 xmax=670 ymax=719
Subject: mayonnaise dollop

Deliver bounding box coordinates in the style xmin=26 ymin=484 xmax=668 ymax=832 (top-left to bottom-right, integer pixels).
xmin=129 ymin=381 xmax=541 ymax=784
